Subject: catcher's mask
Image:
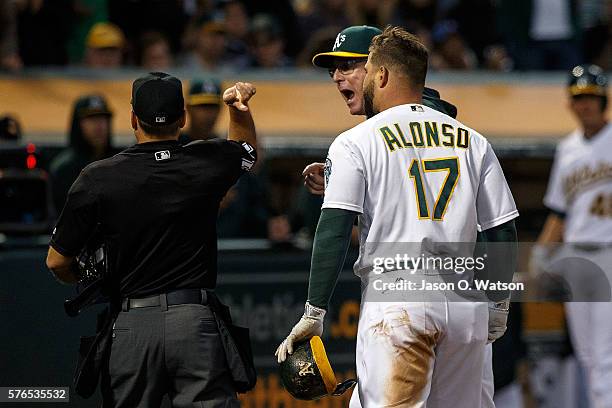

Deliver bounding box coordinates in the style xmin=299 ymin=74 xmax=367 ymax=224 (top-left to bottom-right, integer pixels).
xmin=279 ymin=336 xmax=356 ymax=400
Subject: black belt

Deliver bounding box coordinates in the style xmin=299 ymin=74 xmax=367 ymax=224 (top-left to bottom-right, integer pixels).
xmin=121 ymin=288 xmax=208 ymax=311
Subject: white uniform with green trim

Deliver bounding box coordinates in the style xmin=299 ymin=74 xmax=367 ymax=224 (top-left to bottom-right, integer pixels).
xmin=323 ymin=103 xmax=518 ymax=408
xmin=542 ymin=122 xmax=612 ymax=407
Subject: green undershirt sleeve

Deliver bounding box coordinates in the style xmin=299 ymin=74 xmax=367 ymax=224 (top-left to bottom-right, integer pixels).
xmin=477 ymin=219 xmax=518 ymax=301
xmin=307 ymin=208 xmax=358 ymax=309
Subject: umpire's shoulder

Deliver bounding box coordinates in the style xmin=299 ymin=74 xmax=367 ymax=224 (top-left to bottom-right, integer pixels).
xmin=183 ymin=138 xmax=256 ymax=168
xmin=183 ymin=138 xmax=253 ymax=155
xmin=79 ymin=153 xmax=124 ymax=179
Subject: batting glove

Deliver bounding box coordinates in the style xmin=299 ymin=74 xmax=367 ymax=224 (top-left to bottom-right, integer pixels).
xmin=487 ymin=299 xmax=510 ymax=343
xmin=275 ymin=302 xmax=325 ymax=363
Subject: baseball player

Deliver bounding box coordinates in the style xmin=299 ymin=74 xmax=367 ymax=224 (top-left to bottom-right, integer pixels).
xmin=532 ymin=64 xmax=611 ymax=407
xmin=303 ymin=25 xmax=457 ymax=195
xmin=302 ymin=25 xmax=497 ymax=407
xmin=277 ymin=26 xmax=518 ymax=407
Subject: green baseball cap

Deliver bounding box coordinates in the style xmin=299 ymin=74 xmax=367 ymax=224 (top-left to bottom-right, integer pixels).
xmin=188 ymin=79 xmax=222 ymax=106
xmin=312 ymin=25 xmax=382 ymax=68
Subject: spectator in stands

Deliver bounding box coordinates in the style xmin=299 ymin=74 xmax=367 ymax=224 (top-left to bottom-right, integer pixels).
xmin=217 ymin=173 xmax=269 ymax=239
xmin=107 ymin=0 xmax=187 ymax=57
xmin=67 ymin=0 xmax=109 ymax=64
xmin=346 ymin=0 xmax=396 ymax=28
xmin=240 ymin=0 xmax=303 ymax=58
xmin=442 ymin=0 xmax=512 ymax=70
xmin=222 ymin=0 xmax=251 ymax=68
xmin=138 ymin=31 xmax=173 ymax=70
xmin=497 ymin=0 xmax=582 ymax=70
xmin=84 ymin=22 xmax=125 ymax=68
xmin=249 ymin=14 xmax=292 ymax=68
xmin=295 ymin=0 xmax=351 ymax=43
xmin=295 ymin=26 xmax=339 ymax=67
xmin=16 ymin=0 xmax=74 ymax=66
xmin=181 ymin=1 xmax=217 ymax=53
xmin=0 ymin=115 xmax=22 ymax=141
xmin=389 ymin=0 xmax=437 ymax=31
xmin=290 ymin=182 xmax=324 ymax=246
xmin=179 ymin=79 xmax=222 ymax=144
xmin=182 ymin=15 xmax=230 ymax=71
xmin=0 ymin=1 xmax=23 ymax=71
xmin=50 ymin=94 xmax=113 ymax=213
xmin=177 ymin=77 xmax=273 ymax=240
xmin=581 ymin=0 xmax=611 ymax=69
xmin=483 ymin=45 xmax=514 ymax=71
xmin=431 ymin=20 xmax=477 ymax=70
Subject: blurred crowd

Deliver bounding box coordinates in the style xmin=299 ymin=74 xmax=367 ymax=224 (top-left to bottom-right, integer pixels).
xmin=0 ymin=78 xmax=321 ymax=245
xmin=0 ymin=0 xmax=610 ymax=73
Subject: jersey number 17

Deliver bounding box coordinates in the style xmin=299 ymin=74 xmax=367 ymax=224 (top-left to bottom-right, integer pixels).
xmin=409 ymin=157 xmax=459 ymax=221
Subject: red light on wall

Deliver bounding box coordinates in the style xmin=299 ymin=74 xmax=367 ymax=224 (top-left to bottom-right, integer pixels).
xmin=26 ymin=154 xmax=37 ymax=169
xmin=26 ymin=143 xmax=36 ymax=154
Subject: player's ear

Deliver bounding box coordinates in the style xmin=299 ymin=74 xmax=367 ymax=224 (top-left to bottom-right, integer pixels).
xmin=179 ymin=110 xmax=186 ymax=129
xmin=131 ymin=111 xmax=138 ymax=131
xmin=377 ymin=66 xmax=389 ymax=88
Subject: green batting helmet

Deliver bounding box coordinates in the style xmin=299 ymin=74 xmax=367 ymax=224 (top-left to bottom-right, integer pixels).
xmin=568 ymin=64 xmax=608 ymax=109
xmin=279 ymin=336 xmax=356 ymax=400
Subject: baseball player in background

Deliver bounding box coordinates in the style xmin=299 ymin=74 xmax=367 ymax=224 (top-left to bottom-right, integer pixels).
xmin=277 ymin=26 xmax=518 ymax=407
xmin=302 ymin=25 xmax=497 ymax=407
xmin=532 ymin=64 xmax=611 ymax=408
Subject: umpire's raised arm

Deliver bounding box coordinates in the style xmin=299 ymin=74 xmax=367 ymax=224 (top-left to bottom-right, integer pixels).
xmin=223 ymin=82 xmax=257 ymax=147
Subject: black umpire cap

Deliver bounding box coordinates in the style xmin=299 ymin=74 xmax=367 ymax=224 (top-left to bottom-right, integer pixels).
xmin=132 ymin=72 xmax=185 ymax=126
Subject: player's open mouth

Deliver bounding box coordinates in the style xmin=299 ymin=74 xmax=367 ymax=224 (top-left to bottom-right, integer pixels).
xmin=341 ymin=89 xmax=355 ymax=104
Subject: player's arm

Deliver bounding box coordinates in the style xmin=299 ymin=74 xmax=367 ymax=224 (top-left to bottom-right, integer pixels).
xmin=477 ymin=219 xmax=518 ymax=343
xmin=529 ymin=211 xmax=565 ymax=278
xmin=474 ymin=141 xmax=520 ymax=343
xmin=531 ymin=142 xmax=567 ymax=271
xmin=479 ymin=219 xmax=518 ymax=302
xmin=223 ymin=82 xmax=256 ymax=148
xmin=276 ymin=208 xmax=357 ymax=362
xmin=537 ymin=212 xmax=564 ymax=244
xmin=46 ymin=247 xmax=77 ymax=284
xmin=47 ymin=169 xmax=98 ymax=285
xmin=307 ymin=208 xmax=357 ymax=307
xmin=277 ymin=135 xmax=365 ymax=363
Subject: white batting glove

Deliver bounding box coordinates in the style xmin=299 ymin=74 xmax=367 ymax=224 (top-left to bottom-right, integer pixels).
xmin=487 ymin=299 xmax=510 ymax=343
xmin=275 ymin=302 xmax=326 ymax=363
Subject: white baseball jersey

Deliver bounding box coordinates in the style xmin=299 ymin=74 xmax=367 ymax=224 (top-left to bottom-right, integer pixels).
xmin=543 ymin=122 xmax=612 ymax=242
xmin=323 ymin=103 xmax=518 ymax=276
xmin=543 ymin=122 xmax=612 ymax=408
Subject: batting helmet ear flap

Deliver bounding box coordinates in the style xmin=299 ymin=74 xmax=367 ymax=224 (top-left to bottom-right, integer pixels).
xmin=279 ymin=336 xmax=357 ymax=400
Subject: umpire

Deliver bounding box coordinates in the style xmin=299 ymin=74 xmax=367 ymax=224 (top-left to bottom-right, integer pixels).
xmin=46 ymin=72 xmax=257 ymax=407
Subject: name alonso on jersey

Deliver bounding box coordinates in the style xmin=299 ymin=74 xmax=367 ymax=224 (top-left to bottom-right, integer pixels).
xmin=379 ymin=121 xmax=470 ymax=152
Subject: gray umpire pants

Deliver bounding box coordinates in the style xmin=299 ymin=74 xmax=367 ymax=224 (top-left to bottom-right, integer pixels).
xmin=100 ymin=302 xmax=239 ymax=408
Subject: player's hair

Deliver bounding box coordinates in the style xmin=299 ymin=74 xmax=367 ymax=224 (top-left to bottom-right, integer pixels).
xmin=369 ymin=26 xmax=428 ymax=91
xmin=137 ymin=117 xmax=181 ymax=137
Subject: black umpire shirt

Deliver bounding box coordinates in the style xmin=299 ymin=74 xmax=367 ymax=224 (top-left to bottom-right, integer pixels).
xmin=50 ymin=138 xmax=256 ymax=298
